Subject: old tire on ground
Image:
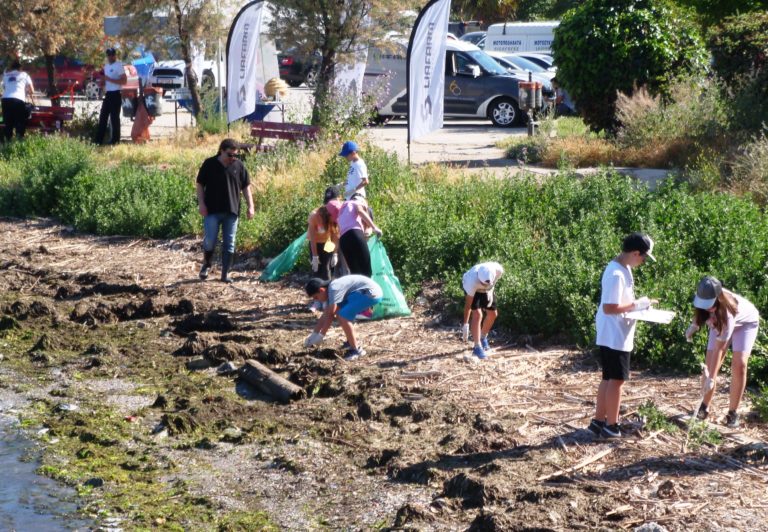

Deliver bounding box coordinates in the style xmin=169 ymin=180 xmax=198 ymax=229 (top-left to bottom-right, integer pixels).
xmin=488 ymin=97 xmax=521 ymax=127
xmin=304 ymin=69 xmax=318 ymax=89
xmin=286 ymin=79 xmax=302 ymax=88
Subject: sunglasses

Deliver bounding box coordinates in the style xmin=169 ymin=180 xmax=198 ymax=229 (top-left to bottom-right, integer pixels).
xmin=225 ymin=151 xmax=239 ymax=158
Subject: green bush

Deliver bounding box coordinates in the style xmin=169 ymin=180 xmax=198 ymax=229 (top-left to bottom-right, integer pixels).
xmin=552 ymin=0 xmax=708 ymax=132
xmin=709 ymin=12 xmax=768 ymax=84
xmin=58 ymin=165 xmax=198 ymax=238
xmin=0 ymin=135 xmax=93 ymax=216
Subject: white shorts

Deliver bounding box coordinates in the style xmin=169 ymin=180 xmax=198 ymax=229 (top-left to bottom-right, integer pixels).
xmin=708 ymin=322 xmax=759 ymax=353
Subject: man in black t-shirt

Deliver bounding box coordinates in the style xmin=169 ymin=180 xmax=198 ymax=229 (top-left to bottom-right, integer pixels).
xmin=195 ymin=138 xmax=255 ymax=282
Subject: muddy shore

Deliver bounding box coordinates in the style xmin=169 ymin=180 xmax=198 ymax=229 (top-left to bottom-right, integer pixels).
xmin=0 ymin=218 xmax=766 ymax=531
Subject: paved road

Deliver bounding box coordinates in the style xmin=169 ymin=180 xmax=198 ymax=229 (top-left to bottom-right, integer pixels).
xmin=364 ymin=118 xmax=524 ymax=171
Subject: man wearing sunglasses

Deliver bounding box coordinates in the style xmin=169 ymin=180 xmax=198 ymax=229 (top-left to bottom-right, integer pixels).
xmin=196 ymin=138 xmax=255 ymax=282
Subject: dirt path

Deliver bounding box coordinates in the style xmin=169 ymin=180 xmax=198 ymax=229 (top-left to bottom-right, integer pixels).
xmin=0 ymin=218 xmax=766 ymax=530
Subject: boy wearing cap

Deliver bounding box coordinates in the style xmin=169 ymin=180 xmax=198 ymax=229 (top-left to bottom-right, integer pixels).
xmin=685 ymin=276 xmax=759 ymax=428
xmin=94 ymin=47 xmax=127 ymax=145
xmin=339 ymin=141 xmax=369 ymax=201
xmin=591 ymin=232 xmax=657 ymax=439
xmin=461 ymin=262 xmax=505 ymax=360
xmin=304 ymin=275 xmax=383 ymax=361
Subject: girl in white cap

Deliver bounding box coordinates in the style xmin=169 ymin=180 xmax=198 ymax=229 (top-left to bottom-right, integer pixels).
xmin=461 ymin=262 xmax=504 ymax=360
xmin=685 ymin=276 xmax=760 ymax=428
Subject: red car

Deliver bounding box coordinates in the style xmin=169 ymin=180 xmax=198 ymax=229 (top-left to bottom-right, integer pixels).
xmin=27 ymin=56 xmax=139 ymax=100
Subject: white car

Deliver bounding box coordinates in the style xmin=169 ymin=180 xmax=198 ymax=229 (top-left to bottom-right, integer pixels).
xmin=148 ymin=60 xmax=219 ymax=92
xmin=486 ymin=51 xmax=555 ymax=90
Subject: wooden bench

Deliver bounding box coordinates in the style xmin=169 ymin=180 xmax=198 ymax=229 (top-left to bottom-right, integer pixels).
xmin=0 ymin=105 xmax=75 ymax=135
xmin=250 ymin=120 xmax=321 ymax=149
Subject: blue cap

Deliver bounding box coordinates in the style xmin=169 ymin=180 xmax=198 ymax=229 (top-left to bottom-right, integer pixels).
xmin=339 ymin=141 xmax=358 ymax=157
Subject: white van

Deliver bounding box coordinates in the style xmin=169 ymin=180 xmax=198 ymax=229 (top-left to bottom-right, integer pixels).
xmin=484 ymin=21 xmax=559 ymax=53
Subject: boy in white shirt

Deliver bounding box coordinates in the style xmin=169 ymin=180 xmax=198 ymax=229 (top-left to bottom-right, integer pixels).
xmin=461 ymin=262 xmax=505 ymax=360
xmin=1 ymin=60 xmax=35 ymax=141
xmin=339 ymin=141 xmax=369 ymax=200
xmin=591 ymin=232 xmax=657 ymax=439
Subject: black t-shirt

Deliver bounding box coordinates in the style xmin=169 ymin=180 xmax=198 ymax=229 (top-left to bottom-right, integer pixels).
xmin=196 ymin=156 xmax=250 ymax=216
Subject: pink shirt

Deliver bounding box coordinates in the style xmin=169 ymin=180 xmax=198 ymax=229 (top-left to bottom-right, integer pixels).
xmin=338 ymin=200 xmax=365 ymax=236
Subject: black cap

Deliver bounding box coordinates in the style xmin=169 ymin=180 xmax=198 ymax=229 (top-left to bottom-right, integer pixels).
xmin=305 ymin=278 xmax=330 ymax=296
xmin=105 ymin=47 xmax=117 ymax=56
xmin=622 ymin=232 xmax=656 ymax=261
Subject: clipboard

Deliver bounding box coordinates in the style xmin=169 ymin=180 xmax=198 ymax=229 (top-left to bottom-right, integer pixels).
xmin=624 ymin=308 xmax=676 ymax=324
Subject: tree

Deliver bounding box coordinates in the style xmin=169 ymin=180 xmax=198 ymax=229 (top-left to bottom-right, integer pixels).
xmin=120 ymin=0 xmax=226 ymax=117
xmin=675 ymin=0 xmax=768 ymax=27
xmin=552 ymin=0 xmax=707 ymax=132
xmin=268 ymin=0 xmax=412 ymax=127
xmin=451 ymin=0 xmax=518 ymax=24
xmin=0 ymin=0 xmax=110 ymax=102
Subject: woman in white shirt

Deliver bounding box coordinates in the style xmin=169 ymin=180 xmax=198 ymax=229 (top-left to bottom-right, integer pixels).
xmin=2 ymin=60 xmax=35 ymax=141
xmin=685 ymin=276 xmax=760 ymax=428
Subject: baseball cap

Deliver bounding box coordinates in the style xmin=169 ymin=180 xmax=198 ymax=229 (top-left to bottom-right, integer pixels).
xmin=323 ymin=186 xmax=340 ymax=204
xmin=105 ymin=47 xmax=117 ymax=56
xmin=339 ymin=141 xmax=358 ymax=157
xmin=622 ymin=232 xmax=656 ymax=262
xmin=477 ymin=265 xmax=493 ymax=284
xmin=693 ymin=275 xmax=722 ymax=310
xmin=305 ymin=278 xmax=331 ymax=296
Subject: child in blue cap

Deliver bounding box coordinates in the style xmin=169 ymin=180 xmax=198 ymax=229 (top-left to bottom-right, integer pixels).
xmin=339 ymin=141 xmax=369 ymax=201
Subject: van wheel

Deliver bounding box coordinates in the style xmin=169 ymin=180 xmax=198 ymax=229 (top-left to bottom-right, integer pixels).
xmin=489 ymin=98 xmax=521 ymax=127
xmin=84 ymin=80 xmax=101 ymax=100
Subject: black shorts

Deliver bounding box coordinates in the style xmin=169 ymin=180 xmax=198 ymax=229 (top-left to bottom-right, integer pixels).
xmin=597 ymin=346 xmax=630 ymax=381
xmin=465 ymin=290 xmax=497 ymax=311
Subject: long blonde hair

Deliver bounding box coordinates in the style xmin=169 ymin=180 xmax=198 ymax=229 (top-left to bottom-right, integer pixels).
xmin=694 ymin=289 xmax=739 ymax=335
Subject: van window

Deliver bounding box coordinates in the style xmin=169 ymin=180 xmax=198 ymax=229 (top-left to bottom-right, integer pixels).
xmin=464 ymin=50 xmax=508 ymax=75
xmin=445 ymin=52 xmax=454 ymax=76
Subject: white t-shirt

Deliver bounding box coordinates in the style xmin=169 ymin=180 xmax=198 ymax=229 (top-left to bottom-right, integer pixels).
xmin=104 ymin=61 xmax=124 ymax=92
xmin=595 ymin=260 xmax=638 ymax=351
xmin=344 ymin=158 xmax=368 ymax=199
xmin=2 ymin=70 xmax=33 ymax=101
xmin=462 ymin=262 xmax=504 ymax=296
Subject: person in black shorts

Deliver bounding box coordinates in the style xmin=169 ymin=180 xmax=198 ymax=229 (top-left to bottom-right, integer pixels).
xmin=461 ymin=262 xmax=504 ymax=360
xmin=591 ymin=232 xmax=658 ymax=439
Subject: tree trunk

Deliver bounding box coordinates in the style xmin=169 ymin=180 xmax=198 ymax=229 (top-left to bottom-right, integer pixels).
xmin=173 ymin=0 xmax=201 ymax=117
xmin=311 ymin=49 xmax=337 ymax=127
xmin=239 ymin=360 xmax=305 ymax=403
xmin=44 ymin=54 xmax=60 ymax=106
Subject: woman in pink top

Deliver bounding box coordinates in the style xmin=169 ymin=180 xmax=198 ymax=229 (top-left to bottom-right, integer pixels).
xmin=337 ymin=196 xmax=381 ymax=277
xmin=685 ymin=276 xmax=760 ymax=428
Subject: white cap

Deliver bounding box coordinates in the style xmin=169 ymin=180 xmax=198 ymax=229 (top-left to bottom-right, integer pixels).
xmin=477 ymin=265 xmax=493 ymax=284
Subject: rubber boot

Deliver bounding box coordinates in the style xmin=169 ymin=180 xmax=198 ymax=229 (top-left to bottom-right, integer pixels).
xmin=220 ymin=251 xmax=233 ymax=283
xmin=199 ymin=250 xmax=214 ymax=280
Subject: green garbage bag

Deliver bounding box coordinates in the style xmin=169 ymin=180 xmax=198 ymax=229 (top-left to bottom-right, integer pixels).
xmin=367 ymin=236 xmax=411 ymax=319
xmin=260 ymin=231 xmax=307 ymax=282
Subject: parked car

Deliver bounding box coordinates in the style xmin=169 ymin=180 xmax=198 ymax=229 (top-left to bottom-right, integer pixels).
xmin=27 ymin=56 xmax=96 ymax=96
xmin=365 ymin=39 xmax=532 ymax=127
xmin=513 ymin=52 xmax=555 ymax=71
xmin=459 ymin=31 xmax=486 ymax=46
xmin=486 ymin=51 xmax=554 ymax=97
xmin=278 ymin=49 xmax=319 ymax=88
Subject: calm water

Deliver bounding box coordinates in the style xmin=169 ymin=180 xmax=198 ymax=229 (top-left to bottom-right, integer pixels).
xmin=0 ymin=415 xmax=92 ymax=531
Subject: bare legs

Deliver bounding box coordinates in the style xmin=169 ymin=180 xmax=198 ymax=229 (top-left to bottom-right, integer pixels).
xmin=595 ymin=379 xmax=625 ymax=425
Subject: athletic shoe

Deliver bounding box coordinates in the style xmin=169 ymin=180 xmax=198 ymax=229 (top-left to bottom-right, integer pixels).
xmin=481 ymin=336 xmax=490 ymax=351
xmin=341 ymin=341 xmax=351 ymax=349
xmin=344 ymin=347 xmax=366 ymax=361
xmin=725 ymin=410 xmax=739 ymax=428
xmin=199 ymin=264 xmax=211 ymax=280
xmin=600 ymin=424 xmax=622 ymax=439
xmin=472 ymin=346 xmax=487 ymax=360
xmin=355 ymin=310 xmax=373 ymax=320
xmin=696 ymin=404 xmax=709 ymax=420
xmin=587 ymin=418 xmax=606 ymax=435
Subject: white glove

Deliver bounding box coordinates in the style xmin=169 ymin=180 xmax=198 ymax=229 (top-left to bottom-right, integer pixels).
xmin=304 ymin=332 xmax=324 ymax=347
xmin=461 ymin=323 xmax=469 ymax=342
xmin=486 ymin=290 xmax=494 ymax=307
xmin=330 ymin=253 xmax=338 ymax=268
xmin=633 ymin=296 xmax=651 ymax=311
xmin=685 ymin=324 xmax=700 ymax=342
xmin=311 ymin=255 xmax=319 ymax=272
